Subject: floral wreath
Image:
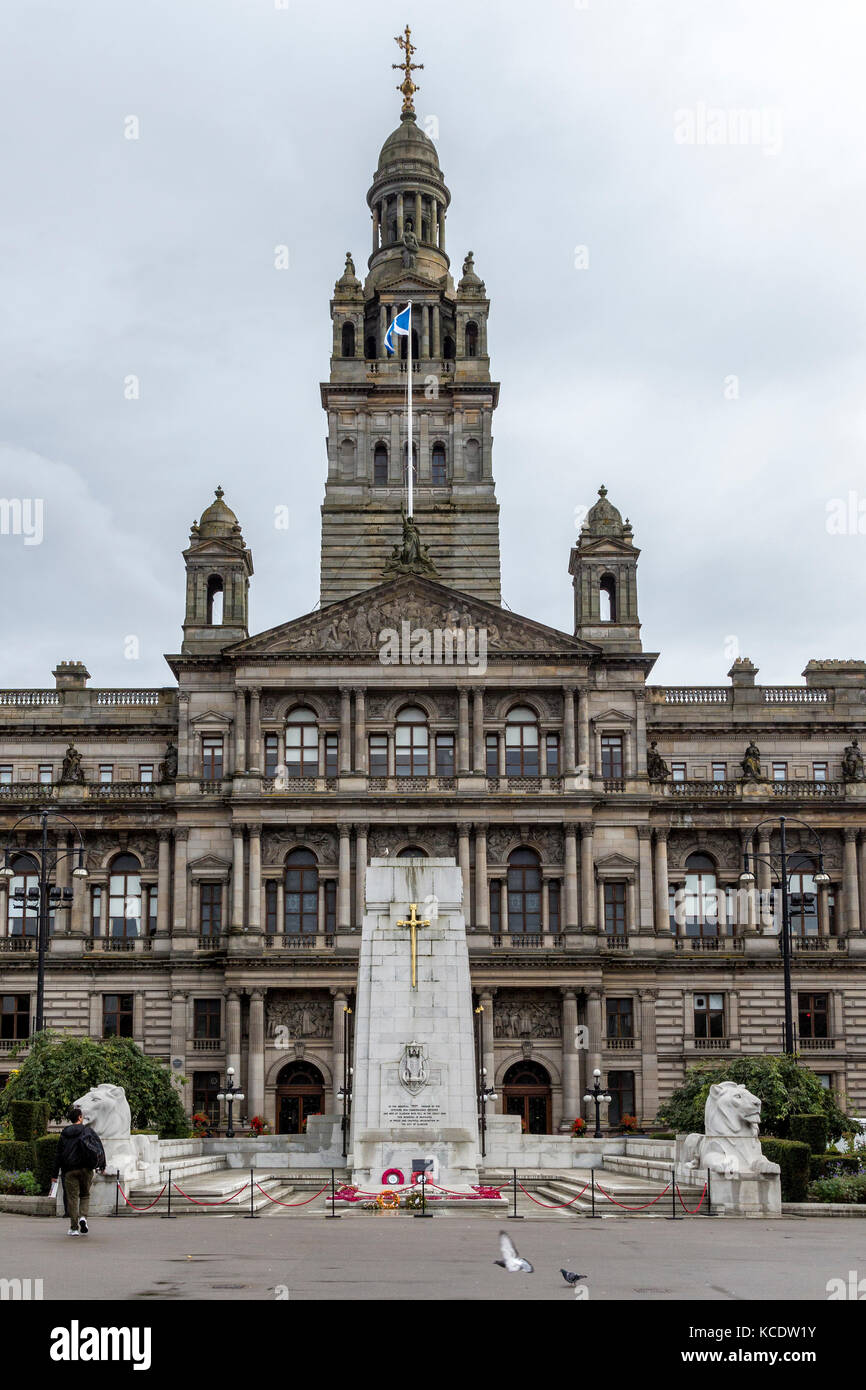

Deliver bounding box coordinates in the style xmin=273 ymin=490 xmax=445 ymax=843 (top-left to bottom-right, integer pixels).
xmin=381 ymin=1167 xmax=405 ymax=1187
xmin=376 ymin=1189 xmax=401 ymax=1210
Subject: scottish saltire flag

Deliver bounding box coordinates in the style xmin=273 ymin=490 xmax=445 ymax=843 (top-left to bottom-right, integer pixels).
xmin=384 ymin=304 xmax=411 ymax=356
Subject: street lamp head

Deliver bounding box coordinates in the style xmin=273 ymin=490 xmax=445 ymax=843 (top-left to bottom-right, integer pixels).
xmin=592 ymin=1068 xmax=601 ymax=1078
xmin=226 ymin=1066 xmax=235 ymax=1077
xmin=0 ymin=864 xmax=13 ymax=880
xmin=235 ymin=1092 xmax=245 ymax=1103
xmin=739 ymin=869 xmax=756 ymax=885
xmin=216 ymin=1092 xmax=225 ymax=1102
xmin=72 ymin=866 xmax=89 ymax=879
xmin=582 ymin=1093 xmax=592 ymax=1103
xmin=814 ymin=870 xmax=831 ymax=886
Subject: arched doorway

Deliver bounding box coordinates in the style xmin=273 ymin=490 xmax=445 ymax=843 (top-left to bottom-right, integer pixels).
xmin=275 ymin=1061 xmax=325 ymax=1135
xmin=502 ymin=1060 xmax=552 ymax=1134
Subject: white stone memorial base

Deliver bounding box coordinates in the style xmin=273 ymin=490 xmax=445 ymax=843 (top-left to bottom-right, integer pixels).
xmin=351 ymin=1128 xmax=478 ymax=1190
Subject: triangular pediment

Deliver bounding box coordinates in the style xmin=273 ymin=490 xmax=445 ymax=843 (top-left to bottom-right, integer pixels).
xmin=226 ymin=575 xmax=599 ymax=658
xmin=596 ymin=852 xmax=638 ymax=872
xmin=189 ymin=709 xmax=233 ymax=726
xmin=189 ymin=853 xmax=232 ymax=872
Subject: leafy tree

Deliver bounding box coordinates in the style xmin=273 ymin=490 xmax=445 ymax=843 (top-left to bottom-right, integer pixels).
xmin=656 ymin=1055 xmax=856 ymax=1144
xmin=0 ymin=1032 xmax=189 ymax=1138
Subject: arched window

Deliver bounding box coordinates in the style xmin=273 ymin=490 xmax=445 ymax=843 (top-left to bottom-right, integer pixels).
xmin=465 ymin=321 xmax=479 ymax=357
xmin=341 ymin=322 xmax=355 ymax=358
xmin=502 ymin=1059 xmax=552 ymax=1134
xmin=443 ymin=335 xmax=456 ymax=361
xmin=507 ymin=847 xmax=542 ymax=935
xmin=464 ymin=438 xmax=481 ymax=480
xmin=599 ymin=574 xmax=617 ymax=622
xmin=373 ymin=443 xmax=389 ymax=486
xmin=284 ymin=848 xmax=318 ymax=935
xmin=285 ymin=707 xmax=318 ymax=778
xmin=7 ymin=854 xmax=40 ymax=937
xmin=786 ymin=853 xmax=820 ymax=938
xmin=340 ymin=438 xmax=356 ymax=476
xmin=505 ymin=705 xmax=540 ymax=777
xmin=206 ymin=574 xmax=224 ymax=625
xmin=431 ymin=443 xmax=447 ymax=485
xmin=395 ymin=705 xmax=429 ymax=777
xmin=684 ymin=852 xmax=719 ymax=938
xmin=109 ymin=853 xmax=142 ymax=939
xmin=397 ymin=846 xmax=427 ymax=858
xmin=402 ymin=443 xmax=419 ymax=485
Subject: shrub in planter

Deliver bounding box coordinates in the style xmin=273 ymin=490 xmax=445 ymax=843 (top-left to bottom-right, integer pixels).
xmin=10 ymin=1100 xmax=48 ymax=1143
xmin=34 ymin=1135 xmax=62 ymax=1194
xmin=760 ymin=1137 xmax=810 ymax=1201
xmin=0 ymin=1140 xmax=36 ymax=1173
xmin=0 ymin=1169 xmax=40 ymax=1196
xmin=789 ymin=1113 xmax=828 ymax=1155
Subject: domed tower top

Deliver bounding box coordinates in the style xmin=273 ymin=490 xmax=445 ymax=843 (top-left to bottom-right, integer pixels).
xmin=182 ymin=487 xmax=253 ymax=654
xmin=569 ymin=486 xmax=642 ymax=652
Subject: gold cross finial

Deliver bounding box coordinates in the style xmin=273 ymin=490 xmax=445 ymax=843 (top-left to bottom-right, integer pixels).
xmin=392 ymin=24 xmax=423 ymax=115
xmin=396 ymin=901 xmax=431 ymax=989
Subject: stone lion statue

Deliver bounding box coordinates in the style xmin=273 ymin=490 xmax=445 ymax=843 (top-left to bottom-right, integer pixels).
xmin=73 ymin=1083 xmax=132 ymax=1140
xmin=680 ymin=1082 xmax=780 ymax=1178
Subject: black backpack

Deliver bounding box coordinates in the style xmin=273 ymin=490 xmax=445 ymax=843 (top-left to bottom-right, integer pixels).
xmin=76 ymin=1127 xmax=105 ymax=1171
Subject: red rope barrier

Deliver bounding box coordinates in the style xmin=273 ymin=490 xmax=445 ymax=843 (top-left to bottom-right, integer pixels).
xmin=116 ymin=1182 xmax=167 ymax=1212
xmin=516 ymin=1180 xmax=590 ymax=1209
xmin=595 ymin=1181 xmax=672 ymax=1211
xmin=676 ymin=1182 xmax=708 ymax=1214
xmin=427 ymin=1181 xmax=508 ymax=1198
xmin=253 ymin=1181 xmax=330 ymax=1208
xmin=171 ymin=1181 xmax=249 ymax=1206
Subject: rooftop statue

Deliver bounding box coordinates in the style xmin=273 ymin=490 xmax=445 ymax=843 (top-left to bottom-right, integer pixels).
xmin=383 ymin=512 xmax=438 ymax=578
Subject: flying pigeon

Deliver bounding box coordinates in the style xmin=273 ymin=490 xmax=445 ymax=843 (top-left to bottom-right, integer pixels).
xmin=561 ymin=1269 xmax=588 ymax=1286
xmin=494 ymin=1231 xmax=534 ymax=1273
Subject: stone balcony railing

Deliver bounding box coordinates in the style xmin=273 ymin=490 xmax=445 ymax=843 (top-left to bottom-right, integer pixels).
xmin=605 ymin=1037 xmax=636 ymax=1050
xmin=673 ymin=936 xmax=746 ymax=952
xmin=0 ymin=1037 xmax=29 ymax=1053
xmin=0 ymin=936 xmax=35 ymax=952
xmin=651 ymin=686 xmax=832 ymax=706
xmin=190 ymin=1038 xmax=224 ymax=1052
xmin=660 ymin=779 xmax=845 ymax=799
xmin=0 ymin=781 xmax=167 ymax=802
xmin=263 ymin=933 xmax=336 ymax=949
xmin=798 ymin=1036 xmax=839 ymax=1050
xmin=489 ymin=933 xmax=567 ymax=949
xmin=84 ymin=936 xmax=154 ymax=954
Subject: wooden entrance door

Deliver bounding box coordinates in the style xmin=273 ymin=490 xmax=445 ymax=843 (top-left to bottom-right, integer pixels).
xmin=502 ymin=1060 xmax=552 ymax=1134
xmin=275 ymin=1061 xmax=325 ymax=1135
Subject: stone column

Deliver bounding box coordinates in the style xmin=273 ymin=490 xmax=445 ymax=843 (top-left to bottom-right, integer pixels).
xmin=248 ymin=826 xmax=262 ymax=933
xmin=170 ymin=992 xmax=186 ymax=1067
xmin=634 ymin=690 xmax=648 ymax=777
xmin=248 ymin=688 xmax=262 ymax=774
xmin=458 ymin=825 xmax=471 ymax=918
xmin=379 ymin=301 xmax=387 ymax=356
xmin=332 ymin=990 xmax=349 ymax=1099
xmin=432 ymin=303 xmax=441 ymax=358
xmin=858 ymin=833 xmax=866 ymax=937
xmin=157 ymin=831 xmax=170 ymax=937
xmin=457 ymin=689 xmax=470 ymax=773
xmin=396 ymin=194 xmax=404 ymax=239
xmin=638 ymin=989 xmax=659 ymax=1121
xmin=339 ymin=688 xmax=352 ymax=774
xmin=173 ymin=830 xmax=188 ymax=935
xmin=542 ymin=879 xmax=551 ymax=934
xmin=178 ymin=692 xmax=191 ymax=777
xmin=498 ymin=730 xmax=506 ymax=777
xmin=355 ymin=824 xmax=368 ymax=928
xmin=474 ymin=824 xmax=489 ymax=930
xmin=317 ymin=879 xmax=326 ymax=934
xmin=577 ymin=688 xmax=590 ymax=773
xmin=564 ymin=824 xmax=579 ymax=930
xmin=372 ymin=204 xmax=379 ymax=252
xmin=758 ymin=830 xmax=772 ymax=933
xmin=586 ymin=989 xmax=603 ymax=1106
xmin=740 ymin=829 xmax=758 ymax=934
xmin=226 ymin=991 xmax=242 ymax=1079
xmin=580 ymin=825 xmax=595 ymax=930
xmin=414 ymin=190 xmax=422 ymax=238
xmin=500 ymin=879 xmax=509 ymax=935
xmin=231 ymin=826 xmax=245 ymax=932
xmin=234 ymin=688 xmax=247 ymax=773
xmin=421 ymin=303 xmax=430 ymax=357
xmin=637 ymin=826 xmax=654 ymax=934
xmin=248 ymin=990 xmax=265 ymax=1121
xmin=844 ymin=829 xmax=860 ymax=936
xmin=354 ymin=688 xmax=367 ymax=773
xmin=562 ymin=686 xmax=576 ymax=774
xmin=438 ymin=201 xmax=446 ymax=253
xmin=472 ymin=688 xmax=485 ymax=773
xmin=653 ymin=830 xmax=670 ymax=934
xmin=561 ymin=989 xmax=581 ymax=1124
xmin=338 ymin=826 xmax=352 ymax=930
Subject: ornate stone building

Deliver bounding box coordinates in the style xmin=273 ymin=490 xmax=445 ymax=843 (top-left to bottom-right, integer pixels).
xmin=2 ymin=56 xmax=866 ymax=1134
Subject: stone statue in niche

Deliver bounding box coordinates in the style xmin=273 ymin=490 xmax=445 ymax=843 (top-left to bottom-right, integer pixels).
xmin=739 ymin=740 xmax=764 ymax=783
xmin=159 ymin=741 xmax=177 ymax=784
xmin=842 ymin=736 xmax=865 ymax=783
xmin=60 ymin=744 xmax=85 ymax=784
xmin=383 ymin=513 xmax=439 ymax=578
xmin=401 ymin=221 xmax=419 ymax=269
xmin=647 ymin=741 xmax=670 ymax=782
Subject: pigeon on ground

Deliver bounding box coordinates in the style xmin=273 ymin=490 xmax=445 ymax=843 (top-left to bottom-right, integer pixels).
xmin=494 ymin=1231 xmax=534 ymax=1273
xmin=561 ymin=1269 xmax=588 ymax=1285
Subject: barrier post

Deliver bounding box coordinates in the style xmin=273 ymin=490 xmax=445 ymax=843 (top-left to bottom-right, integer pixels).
xmin=668 ymin=1167 xmax=678 ymax=1220
xmin=113 ymin=1171 xmax=119 ymax=1219
xmin=414 ymin=1173 xmax=433 ymax=1218
xmin=587 ymin=1166 xmax=602 ymax=1218
xmin=161 ymin=1168 xmax=175 ymax=1219
xmin=706 ymin=1168 xmax=712 ymax=1217
xmin=245 ymin=1165 xmax=259 ymax=1219
xmin=507 ymin=1167 xmax=523 ymax=1220
xmin=325 ymin=1167 xmax=341 ymax=1219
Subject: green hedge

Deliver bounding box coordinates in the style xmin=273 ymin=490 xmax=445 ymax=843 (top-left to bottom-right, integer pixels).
xmin=810 ymin=1153 xmax=864 ymax=1180
xmin=760 ymin=1138 xmax=810 ymax=1201
xmin=34 ymin=1135 xmax=62 ymax=1195
xmin=789 ymin=1113 xmax=828 ymax=1154
xmin=10 ymin=1100 xmax=49 ymax=1142
xmin=0 ymin=1140 xmax=36 ymax=1172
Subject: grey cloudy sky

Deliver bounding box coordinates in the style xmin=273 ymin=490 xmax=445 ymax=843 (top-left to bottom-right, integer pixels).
xmin=1 ymin=0 xmax=865 ymax=689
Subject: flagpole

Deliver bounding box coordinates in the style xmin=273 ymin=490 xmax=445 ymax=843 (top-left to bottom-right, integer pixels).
xmin=407 ymin=302 xmax=413 ymax=518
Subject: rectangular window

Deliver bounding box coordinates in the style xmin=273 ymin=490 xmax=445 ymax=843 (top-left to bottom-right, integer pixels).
xmin=90 ymin=886 xmax=102 ymax=937
xmin=194 ymin=998 xmax=221 ymax=1040
xmin=813 ymin=762 xmax=828 ymax=782
xmin=103 ymin=993 xmax=134 ymax=1038
xmin=202 ymin=736 xmax=224 ymax=781
xmin=138 ymin=764 xmax=153 ymax=784
xmin=146 ymin=886 xmax=158 ymax=935
xmin=772 ymin=762 xmax=787 ymax=782
xmin=694 ymin=992 xmax=725 ymax=1039
xmin=325 ymin=733 xmax=339 ymax=778
xmin=265 ymin=880 xmax=278 ymax=934
xmin=325 ymin=879 xmax=337 ymax=934
xmin=607 ymin=1071 xmax=635 ymax=1127
xmin=0 ymin=994 xmax=30 ymax=1041
xmin=435 ymin=733 xmax=455 ymax=778
xmin=670 ymin=761 xmax=686 ymax=783
xmin=369 ymin=733 xmax=388 ymax=777
xmin=603 ymin=882 xmax=627 ymax=938
xmin=99 ymin=765 xmax=113 ymax=784
xmin=264 ymin=733 xmax=280 ymax=778
xmin=548 ymin=880 xmax=561 ymax=934
xmin=0 ymin=766 xmax=12 ymax=785
xmin=489 ymin=880 xmax=501 ymax=935
xmin=193 ymin=1071 xmax=221 ymax=1126
xmin=600 ymin=736 xmax=624 ymax=779
xmin=545 ymin=734 xmax=560 ymax=778
xmin=200 ymin=883 xmax=222 ymax=937
xmin=606 ymin=997 xmax=634 ymax=1039
xmin=712 ymin=762 xmax=727 ymax=783
xmin=486 ymin=733 xmax=499 ymax=778
xmin=798 ymin=992 xmax=829 ymax=1040
xmin=38 ymin=764 xmax=53 ymax=785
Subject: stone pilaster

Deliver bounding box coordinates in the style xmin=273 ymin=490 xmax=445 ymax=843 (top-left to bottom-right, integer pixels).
xmin=338 ymin=826 xmax=352 ymax=929
xmin=564 ymin=824 xmax=579 ymax=930
xmin=231 ymin=826 xmax=245 ymax=932
xmin=561 ymin=988 xmax=581 ymax=1124
xmin=226 ymin=991 xmax=242 ymax=1080
xmin=339 ymin=688 xmax=352 ymax=774
xmin=355 ymin=824 xmax=368 ymax=929
xmin=248 ymin=990 xmax=265 ymax=1120
xmin=637 ymin=826 xmax=654 ymax=934
xmin=580 ymin=824 xmax=595 ymax=931
xmin=653 ymin=829 xmax=669 ymax=935
xmin=474 ymin=824 xmax=489 ymax=929
xmin=172 ymin=830 xmax=188 ymax=935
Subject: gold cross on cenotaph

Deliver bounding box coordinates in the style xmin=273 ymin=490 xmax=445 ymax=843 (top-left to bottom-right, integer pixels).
xmin=396 ymin=902 xmax=430 ymax=989
xmin=392 ymin=24 xmax=423 ymax=115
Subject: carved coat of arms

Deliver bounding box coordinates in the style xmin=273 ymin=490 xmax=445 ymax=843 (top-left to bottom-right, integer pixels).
xmin=399 ymin=1041 xmax=429 ymax=1096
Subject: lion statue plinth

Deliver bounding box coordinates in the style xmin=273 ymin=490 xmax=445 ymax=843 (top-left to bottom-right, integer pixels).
xmin=677 ymin=1081 xmax=780 ymax=1180
xmin=71 ymin=1083 xmax=160 ymax=1188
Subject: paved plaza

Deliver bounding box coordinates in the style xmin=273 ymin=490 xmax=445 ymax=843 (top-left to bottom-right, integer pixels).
xmin=2 ymin=1212 xmax=864 ymax=1301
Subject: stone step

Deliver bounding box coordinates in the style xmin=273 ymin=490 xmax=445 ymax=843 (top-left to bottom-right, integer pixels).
xmin=121 ymin=1173 xmax=294 ymax=1216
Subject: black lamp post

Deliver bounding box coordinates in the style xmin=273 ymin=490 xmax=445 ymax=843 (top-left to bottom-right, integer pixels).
xmin=0 ymin=809 xmax=88 ymax=1033
xmin=474 ymin=1004 xmax=498 ymax=1159
xmin=216 ymin=1067 xmax=245 ymax=1139
xmin=337 ymin=1004 xmax=353 ymax=1158
xmin=739 ymin=814 xmax=830 ymax=1055
xmin=583 ymin=1068 xmax=611 ymax=1139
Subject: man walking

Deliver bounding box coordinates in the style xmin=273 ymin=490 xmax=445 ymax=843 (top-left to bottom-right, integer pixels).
xmin=52 ymin=1104 xmax=106 ymax=1237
